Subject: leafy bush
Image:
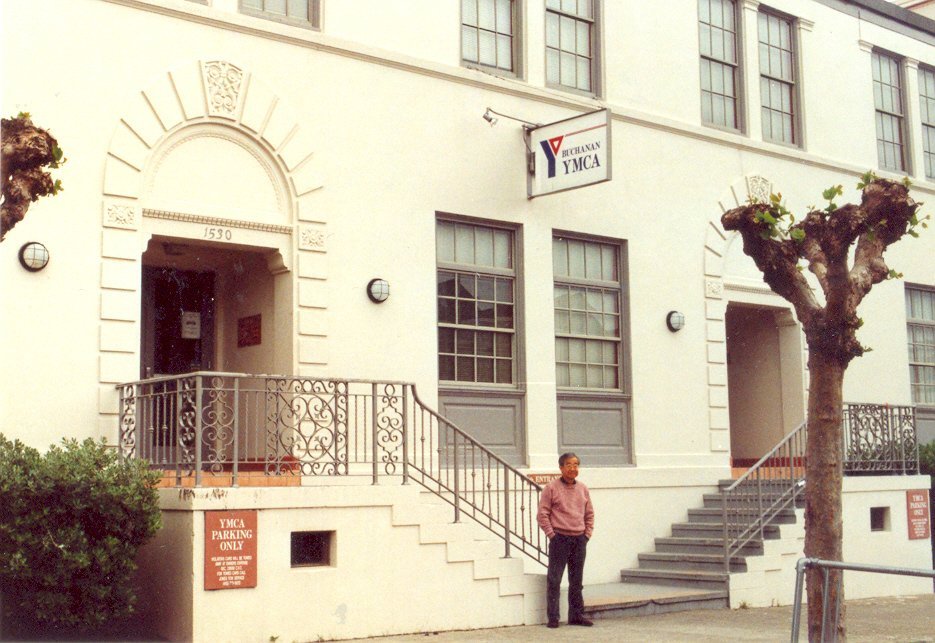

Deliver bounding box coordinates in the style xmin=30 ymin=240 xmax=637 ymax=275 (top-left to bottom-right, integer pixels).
xmin=0 ymin=436 xmax=161 ymax=638
xmin=920 ymin=440 xmax=935 ymax=483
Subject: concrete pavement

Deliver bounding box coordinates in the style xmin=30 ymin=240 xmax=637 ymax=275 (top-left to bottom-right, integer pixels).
xmin=362 ymin=593 xmax=935 ymax=642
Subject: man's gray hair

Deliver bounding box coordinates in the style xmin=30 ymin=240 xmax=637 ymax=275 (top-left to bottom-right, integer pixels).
xmin=559 ymin=452 xmax=579 ymax=467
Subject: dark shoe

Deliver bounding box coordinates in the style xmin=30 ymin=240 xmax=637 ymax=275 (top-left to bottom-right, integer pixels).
xmin=546 ymin=620 xmax=559 ymax=628
xmin=569 ymin=617 xmax=594 ymax=627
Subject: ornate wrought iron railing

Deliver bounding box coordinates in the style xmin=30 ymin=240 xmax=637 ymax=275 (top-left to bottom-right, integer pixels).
xmin=721 ymin=420 xmax=807 ymax=573
xmin=842 ymin=403 xmax=918 ymax=475
xmin=117 ymin=372 xmax=548 ymax=565
xmin=720 ymin=402 xmax=919 ymax=572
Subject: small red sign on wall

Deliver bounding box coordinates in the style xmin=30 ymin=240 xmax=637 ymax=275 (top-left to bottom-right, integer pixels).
xmin=237 ymin=314 xmax=261 ymax=348
xmin=906 ymin=489 xmax=931 ymax=540
xmin=204 ymin=510 xmax=258 ymax=590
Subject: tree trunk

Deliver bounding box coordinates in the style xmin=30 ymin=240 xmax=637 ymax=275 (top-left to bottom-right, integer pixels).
xmin=804 ymin=350 xmax=846 ymax=641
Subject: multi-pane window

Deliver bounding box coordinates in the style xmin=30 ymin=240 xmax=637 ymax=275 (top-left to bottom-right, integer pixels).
xmin=758 ymin=11 xmax=797 ymax=145
xmin=872 ymin=51 xmax=907 ymax=172
xmin=545 ymin=0 xmax=595 ymax=93
xmin=240 ymin=0 xmax=320 ymax=28
xmin=437 ymin=221 xmax=515 ymax=385
xmin=462 ymin=0 xmax=515 ymax=72
xmin=553 ymin=237 xmax=621 ymax=390
xmin=699 ymin=0 xmax=740 ymax=130
xmin=906 ymin=286 xmax=935 ymax=405
xmin=919 ymin=67 xmax=935 ymax=178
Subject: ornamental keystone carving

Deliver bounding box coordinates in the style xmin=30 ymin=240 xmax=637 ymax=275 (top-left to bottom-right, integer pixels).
xmin=746 ymin=175 xmax=771 ymax=204
xmin=299 ymin=227 xmax=326 ymax=251
xmin=103 ymin=203 xmax=138 ymax=230
xmin=202 ymin=61 xmax=244 ymax=118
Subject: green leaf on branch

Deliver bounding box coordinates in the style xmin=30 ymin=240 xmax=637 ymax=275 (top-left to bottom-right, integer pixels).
xmin=887 ymin=269 xmax=903 ymax=280
xmin=790 ymin=228 xmax=806 ymax=242
xmin=857 ymin=170 xmax=878 ymax=190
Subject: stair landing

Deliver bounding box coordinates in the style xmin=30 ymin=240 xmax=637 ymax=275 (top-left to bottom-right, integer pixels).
xmin=583 ymin=581 xmax=728 ymax=619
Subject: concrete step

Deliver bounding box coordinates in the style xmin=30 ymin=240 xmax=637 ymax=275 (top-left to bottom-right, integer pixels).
xmin=671 ymin=521 xmax=782 ymax=540
xmin=702 ymin=493 xmax=805 ymax=509
xmin=655 ymin=536 xmax=764 ymax=557
xmin=391 ymin=501 xmax=452 ymax=527
xmin=582 ymin=582 xmax=728 ymax=620
xmin=620 ymin=567 xmax=729 ymax=591
xmin=687 ymin=506 xmax=797 ymax=524
xmin=638 ymin=551 xmax=747 ymax=573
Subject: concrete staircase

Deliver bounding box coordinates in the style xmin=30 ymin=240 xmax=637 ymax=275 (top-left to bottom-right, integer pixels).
xmin=583 ymin=478 xmax=804 ymax=619
xmin=391 ymin=490 xmax=549 ymax=625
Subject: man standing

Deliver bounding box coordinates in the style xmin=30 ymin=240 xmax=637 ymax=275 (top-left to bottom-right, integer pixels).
xmin=536 ymin=452 xmax=595 ymax=628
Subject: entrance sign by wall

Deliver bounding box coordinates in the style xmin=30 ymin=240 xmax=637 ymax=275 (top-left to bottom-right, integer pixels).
xmin=906 ymin=489 xmax=931 ymax=540
xmin=527 ymin=473 xmax=561 ymax=485
xmin=527 ymin=109 xmax=611 ymax=198
xmin=204 ymin=510 xmax=258 ymax=590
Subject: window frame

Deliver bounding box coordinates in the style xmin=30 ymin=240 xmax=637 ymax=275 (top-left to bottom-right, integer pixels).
xmin=436 ymin=217 xmax=521 ymax=390
xmin=757 ymin=7 xmax=800 ymax=147
xmin=544 ymin=0 xmax=601 ymax=97
xmin=552 ymin=234 xmax=627 ymax=395
xmin=918 ymin=65 xmax=935 ymax=179
xmin=906 ymin=284 xmax=935 ymax=407
xmin=239 ymin=0 xmax=321 ymax=30
xmin=461 ymin=0 xmax=523 ymax=78
xmin=872 ymin=49 xmax=909 ymax=173
xmin=698 ymin=0 xmax=743 ymax=133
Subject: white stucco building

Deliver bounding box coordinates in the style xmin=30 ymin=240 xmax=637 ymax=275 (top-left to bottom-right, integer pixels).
xmin=2 ymin=0 xmax=933 ymax=640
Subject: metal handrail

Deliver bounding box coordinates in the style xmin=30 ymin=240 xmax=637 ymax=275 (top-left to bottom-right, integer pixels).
xmin=407 ymin=385 xmax=548 ymax=565
xmin=117 ymin=373 xmax=549 ymax=566
xmin=790 ymin=557 xmax=935 ymax=642
xmin=720 ymin=402 xmax=920 ymax=573
xmin=721 ymin=420 xmax=808 ymax=572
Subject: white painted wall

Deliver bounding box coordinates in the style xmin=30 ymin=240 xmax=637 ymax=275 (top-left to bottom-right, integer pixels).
xmin=2 ymin=1 xmax=933 ymax=632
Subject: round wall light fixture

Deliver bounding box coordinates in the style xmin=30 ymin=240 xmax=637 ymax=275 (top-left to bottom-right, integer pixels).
xmin=666 ymin=310 xmax=686 ymax=332
xmin=367 ymin=278 xmax=390 ymax=303
xmin=18 ymin=242 xmax=50 ymax=272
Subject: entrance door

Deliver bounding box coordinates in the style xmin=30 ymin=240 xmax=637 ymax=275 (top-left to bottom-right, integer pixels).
xmin=139 ymin=267 xmax=217 ymax=457
xmin=141 ymin=267 xmax=216 ymax=378
xmin=726 ymin=304 xmax=804 ymax=467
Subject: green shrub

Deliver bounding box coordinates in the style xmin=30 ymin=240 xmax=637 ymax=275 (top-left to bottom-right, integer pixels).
xmin=920 ymin=440 xmax=935 ymax=483
xmin=0 ymin=435 xmax=161 ymax=638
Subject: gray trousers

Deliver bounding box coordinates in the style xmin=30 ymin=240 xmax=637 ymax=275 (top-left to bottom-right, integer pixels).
xmin=546 ymin=533 xmax=588 ymax=622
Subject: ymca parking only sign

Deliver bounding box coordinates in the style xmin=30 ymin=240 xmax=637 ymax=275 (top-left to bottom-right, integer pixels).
xmin=527 ymin=108 xmax=611 ymax=198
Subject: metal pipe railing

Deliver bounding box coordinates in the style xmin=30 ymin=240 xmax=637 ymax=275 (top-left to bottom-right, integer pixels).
xmin=117 ymin=372 xmax=549 ymax=566
xmin=790 ymin=557 xmax=935 ymax=643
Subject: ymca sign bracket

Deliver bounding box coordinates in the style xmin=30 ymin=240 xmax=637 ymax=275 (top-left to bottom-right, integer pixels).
xmin=525 ymin=108 xmax=611 ymax=199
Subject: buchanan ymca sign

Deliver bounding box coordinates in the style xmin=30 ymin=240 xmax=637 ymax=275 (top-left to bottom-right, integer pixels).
xmin=527 ymin=109 xmax=611 ymax=198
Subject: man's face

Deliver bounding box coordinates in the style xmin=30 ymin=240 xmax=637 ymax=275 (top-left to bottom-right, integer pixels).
xmin=560 ymin=457 xmax=580 ymax=481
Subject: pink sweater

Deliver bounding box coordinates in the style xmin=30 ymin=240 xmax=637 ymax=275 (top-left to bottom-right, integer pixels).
xmin=537 ymin=477 xmax=595 ymax=539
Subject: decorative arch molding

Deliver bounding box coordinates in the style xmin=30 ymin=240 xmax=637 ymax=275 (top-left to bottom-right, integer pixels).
xmin=97 ymin=60 xmax=330 ymax=438
xmin=702 ymin=174 xmax=807 ymax=457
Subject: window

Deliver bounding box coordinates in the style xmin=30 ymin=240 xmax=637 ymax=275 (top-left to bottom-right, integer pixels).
xmin=758 ymin=10 xmax=797 ymax=145
xmin=553 ymin=237 xmax=621 ymax=390
xmin=545 ymin=0 xmax=597 ymax=94
xmin=291 ymin=531 xmax=333 ymax=566
xmin=462 ymin=0 xmax=517 ymax=73
xmin=699 ymin=0 xmax=740 ymax=130
xmin=870 ymin=507 xmax=890 ymax=532
xmin=906 ymin=285 xmax=935 ymax=405
xmin=872 ymin=51 xmax=907 ymax=172
xmin=437 ymin=221 xmax=515 ymax=385
xmin=240 ymin=0 xmax=320 ymax=29
xmin=919 ymin=67 xmax=935 ymax=179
